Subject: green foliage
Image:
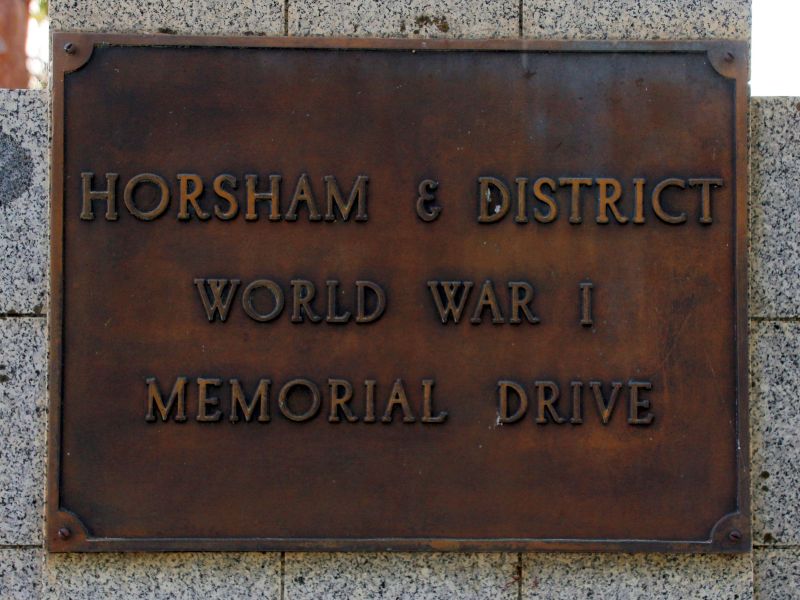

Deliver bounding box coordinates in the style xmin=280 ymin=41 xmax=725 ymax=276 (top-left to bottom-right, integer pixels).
xmin=30 ymin=0 xmax=48 ymax=23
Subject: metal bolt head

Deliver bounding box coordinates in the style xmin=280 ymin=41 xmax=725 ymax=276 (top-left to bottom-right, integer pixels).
xmin=724 ymin=51 xmax=735 ymax=63
xmin=63 ymin=43 xmax=75 ymax=55
xmin=728 ymin=529 xmax=742 ymax=542
xmin=57 ymin=527 xmax=71 ymax=540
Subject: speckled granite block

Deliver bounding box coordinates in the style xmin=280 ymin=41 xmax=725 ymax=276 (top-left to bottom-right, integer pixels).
xmin=755 ymin=548 xmax=800 ymax=600
xmin=285 ymin=553 xmax=519 ymax=599
xmin=750 ymin=98 xmax=800 ymax=319
xmin=50 ymin=0 xmax=283 ymax=35
xmin=0 ymin=90 xmax=48 ymax=315
xmin=289 ymin=0 xmax=518 ymax=37
xmin=523 ymin=0 xmax=750 ymax=40
xmin=522 ymin=553 xmax=752 ymax=598
xmin=0 ymin=548 xmax=42 ymax=600
xmin=751 ymin=321 xmax=800 ymax=546
xmin=0 ymin=318 xmax=47 ymax=545
xmin=43 ymin=553 xmax=280 ymax=599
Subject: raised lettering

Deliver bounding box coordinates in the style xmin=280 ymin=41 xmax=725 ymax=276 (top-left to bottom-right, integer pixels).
xmin=382 ymin=379 xmax=416 ymax=423
xmin=278 ymin=378 xmax=321 ymax=422
xmin=328 ymin=378 xmax=358 ymax=423
xmin=478 ymin=176 xmax=510 ymax=223
xmin=421 ymin=379 xmax=447 ymax=423
xmin=535 ymin=380 xmax=565 ymax=424
xmin=324 ymin=175 xmax=368 ymax=221
xmin=497 ymin=380 xmax=527 ymax=424
xmin=123 ymin=173 xmax=170 ymax=221
xmin=229 ymin=378 xmax=271 ymax=423
xmin=591 ymin=380 xmax=622 ymax=424
xmin=145 ymin=376 xmax=187 ymax=422
xmin=514 ymin=177 xmax=529 ymax=223
xmin=196 ymin=377 xmax=223 ymax=422
xmin=177 ymin=173 xmax=209 ymax=220
xmin=286 ymin=173 xmax=322 ymax=221
xmin=470 ymin=280 xmax=505 ymax=324
xmin=570 ymin=381 xmax=584 ymax=424
xmin=632 ymin=177 xmax=646 ymax=224
xmin=291 ymin=279 xmax=322 ymax=323
xmin=595 ymin=177 xmax=628 ymax=224
xmin=508 ymin=281 xmax=539 ymax=325
xmin=559 ymin=177 xmax=592 ymax=224
xmin=533 ymin=177 xmax=558 ymax=223
xmin=580 ymin=281 xmax=593 ymax=327
xmin=628 ymin=380 xmax=654 ymax=425
xmin=689 ymin=177 xmax=723 ymax=224
xmin=355 ymin=281 xmax=386 ymax=324
xmin=194 ymin=278 xmax=241 ymax=322
xmin=416 ymin=178 xmax=441 ymax=222
xmin=427 ymin=281 xmax=474 ymax=324
xmin=652 ymin=178 xmax=687 ymax=224
xmin=212 ymin=174 xmax=239 ymax=220
xmin=245 ymin=174 xmax=281 ymax=221
xmin=364 ymin=379 xmax=377 ymax=423
xmin=80 ymin=172 xmax=119 ymax=221
xmin=326 ymin=280 xmax=351 ymax=324
xmin=242 ymin=279 xmax=284 ymax=322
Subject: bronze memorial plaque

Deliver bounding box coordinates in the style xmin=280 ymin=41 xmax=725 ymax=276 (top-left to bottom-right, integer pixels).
xmin=49 ymin=35 xmax=749 ymax=552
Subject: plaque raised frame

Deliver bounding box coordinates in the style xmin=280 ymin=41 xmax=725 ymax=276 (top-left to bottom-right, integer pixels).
xmin=49 ymin=34 xmax=750 ymax=552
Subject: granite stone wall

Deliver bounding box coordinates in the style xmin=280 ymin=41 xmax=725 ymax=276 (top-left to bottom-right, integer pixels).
xmin=2 ymin=0 xmax=797 ymax=597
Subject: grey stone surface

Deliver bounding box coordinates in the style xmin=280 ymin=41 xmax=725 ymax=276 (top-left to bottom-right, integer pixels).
xmin=750 ymin=98 xmax=800 ymax=319
xmin=43 ymin=552 xmax=281 ymax=599
xmin=0 ymin=548 xmax=42 ymax=600
xmin=755 ymin=548 xmax=800 ymax=600
xmin=523 ymin=0 xmax=750 ymax=40
xmin=751 ymin=321 xmax=800 ymax=546
xmin=2 ymin=4 xmax=786 ymax=600
xmin=522 ymin=553 xmax=753 ymax=599
xmin=285 ymin=553 xmax=519 ymax=599
xmin=50 ymin=0 xmax=283 ymax=35
xmin=0 ymin=90 xmax=48 ymax=315
xmin=0 ymin=318 xmax=47 ymax=545
xmin=289 ymin=0 xmax=519 ymax=37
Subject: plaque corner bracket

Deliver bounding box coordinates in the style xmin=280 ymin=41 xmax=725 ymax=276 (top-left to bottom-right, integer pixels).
xmin=52 ymin=32 xmax=96 ymax=75
xmin=706 ymin=42 xmax=749 ymax=81
xmin=708 ymin=510 xmax=751 ymax=553
xmin=46 ymin=507 xmax=91 ymax=552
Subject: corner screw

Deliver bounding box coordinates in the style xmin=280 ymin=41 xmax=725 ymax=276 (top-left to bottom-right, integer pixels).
xmin=57 ymin=527 xmax=71 ymax=540
xmin=724 ymin=51 xmax=735 ymax=63
xmin=63 ymin=43 xmax=75 ymax=55
xmin=728 ymin=529 xmax=742 ymax=542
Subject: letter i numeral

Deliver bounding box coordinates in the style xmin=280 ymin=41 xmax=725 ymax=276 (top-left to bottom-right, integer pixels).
xmin=580 ymin=281 xmax=593 ymax=327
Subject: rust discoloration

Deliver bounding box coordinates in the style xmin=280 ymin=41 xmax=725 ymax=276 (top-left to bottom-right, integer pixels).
xmin=48 ymin=34 xmax=749 ymax=553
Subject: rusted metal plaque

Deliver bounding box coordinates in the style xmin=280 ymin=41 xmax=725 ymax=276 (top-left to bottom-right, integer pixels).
xmin=49 ymin=34 xmax=749 ymax=552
